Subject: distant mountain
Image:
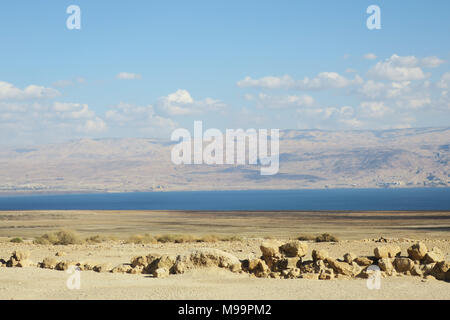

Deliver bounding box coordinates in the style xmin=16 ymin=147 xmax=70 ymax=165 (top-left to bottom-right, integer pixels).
xmin=0 ymin=127 xmax=448 ymax=193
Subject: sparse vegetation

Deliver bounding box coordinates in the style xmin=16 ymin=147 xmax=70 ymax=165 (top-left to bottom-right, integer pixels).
xmin=297 ymin=234 xmax=316 ymax=241
xmin=125 ymin=234 xmax=157 ymax=244
xmin=315 ymin=233 xmax=339 ymax=243
xmin=10 ymin=237 xmax=23 ymax=243
xmin=34 ymin=230 xmax=82 ymax=245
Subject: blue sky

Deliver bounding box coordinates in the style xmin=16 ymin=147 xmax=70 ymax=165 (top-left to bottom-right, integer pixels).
xmin=0 ymin=0 xmax=449 ymax=145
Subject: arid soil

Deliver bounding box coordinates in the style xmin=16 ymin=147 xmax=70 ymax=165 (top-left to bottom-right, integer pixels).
xmin=0 ymin=210 xmax=449 ymax=300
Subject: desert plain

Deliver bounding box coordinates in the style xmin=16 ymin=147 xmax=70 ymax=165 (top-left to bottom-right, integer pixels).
xmin=0 ymin=210 xmax=449 ymax=300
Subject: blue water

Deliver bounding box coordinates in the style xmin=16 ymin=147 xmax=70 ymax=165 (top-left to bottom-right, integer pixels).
xmin=0 ymin=188 xmax=448 ymax=211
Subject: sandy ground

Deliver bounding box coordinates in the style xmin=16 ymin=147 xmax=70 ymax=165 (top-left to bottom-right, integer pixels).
xmin=0 ymin=210 xmax=449 ymax=300
xmin=1 ymin=239 xmax=449 ymax=300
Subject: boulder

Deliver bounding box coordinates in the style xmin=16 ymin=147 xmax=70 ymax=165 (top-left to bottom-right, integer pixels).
xmin=411 ymin=265 xmax=423 ymax=277
xmin=230 ymin=263 xmax=242 ymax=273
xmin=55 ymin=261 xmax=77 ymax=271
xmin=343 ymin=253 xmax=356 ymax=264
xmin=12 ymin=250 xmax=30 ymax=261
xmin=325 ymin=258 xmax=354 ymax=276
xmin=144 ymin=255 xmax=176 ymax=274
xmin=374 ymin=245 xmax=401 ymax=259
xmin=40 ymin=257 xmax=58 ymax=269
xmin=260 ymin=240 xmax=282 ymax=257
xmin=172 ymin=261 xmax=186 ymax=274
xmin=279 ymin=241 xmax=308 ymax=257
xmin=430 ymin=261 xmax=450 ymax=281
xmin=152 ymin=267 xmax=170 ymax=278
xmin=111 ymin=264 xmax=132 ymax=273
xmin=407 ymin=242 xmax=428 ymax=261
xmin=378 ymin=258 xmax=394 ymax=276
xmin=312 ymin=249 xmax=329 ymax=262
xmin=93 ymin=264 xmax=111 ymax=273
xmin=423 ymin=247 xmax=444 ymax=264
xmin=354 ymin=257 xmax=374 ymax=267
xmin=55 ymin=251 xmax=66 ymax=257
xmin=278 ymin=258 xmax=300 ymax=270
xmin=393 ymin=257 xmax=414 ymax=273
xmin=130 ymin=255 xmax=150 ymax=268
xmin=182 ymin=248 xmax=241 ymax=269
xmin=301 ymin=273 xmax=319 ymax=280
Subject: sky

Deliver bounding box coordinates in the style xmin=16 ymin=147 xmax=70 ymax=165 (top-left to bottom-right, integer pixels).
xmin=0 ymin=0 xmax=449 ymax=146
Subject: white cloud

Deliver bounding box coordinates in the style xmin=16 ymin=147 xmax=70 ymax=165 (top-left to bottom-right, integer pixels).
xmin=157 ymin=89 xmax=225 ymax=116
xmin=253 ymin=93 xmax=315 ymax=109
xmin=52 ymin=77 xmax=85 ymax=88
xmin=364 ymin=53 xmax=377 ymax=60
xmin=116 ymin=72 xmax=142 ymax=80
xmin=237 ymin=73 xmax=362 ymax=90
xmin=360 ymin=101 xmax=391 ymax=118
xmin=367 ymin=54 xmax=426 ymax=81
xmin=0 ymin=81 xmax=60 ymax=100
xmin=421 ymin=56 xmax=445 ymax=68
xmin=78 ymin=117 xmax=107 ymax=133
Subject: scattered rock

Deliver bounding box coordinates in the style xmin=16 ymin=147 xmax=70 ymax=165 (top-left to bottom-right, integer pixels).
xmin=407 ymin=242 xmax=428 ymax=261
xmin=93 ymin=264 xmax=111 ymax=273
xmin=378 ymin=258 xmax=394 ymax=275
xmin=423 ymin=247 xmax=444 ymax=264
xmin=374 ymin=245 xmax=401 ymax=259
xmin=40 ymin=257 xmax=58 ymax=269
xmin=393 ymin=258 xmax=414 ymax=273
xmin=312 ymin=249 xmax=329 ymax=262
xmin=325 ymin=258 xmax=354 ymax=276
xmin=152 ymin=267 xmax=169 ymax=278
xmin=279 ymin=241 xmax=308 ymax=258
xmin=354 ymin=256 xmax=374 ymax=267
xmin=55 ymin=252 xmax=66 ymax=257
xmin=260 ymin=240 xmax=282 ymax=257
xmin=343 ymin=253 xmax=356 ymax=264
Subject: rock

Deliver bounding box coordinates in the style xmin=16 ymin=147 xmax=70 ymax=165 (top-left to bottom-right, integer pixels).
xmin=424 ymin=275 xmax=436 ymax=280
xmin=378 ymin=258 xmax=394 ymax=276
xmin=301 ymin=273 xmax=319 ymax=280
xmin=411 ymin=265 xmax=423 ymax=277
xmin=93 ymin=264 xmax=111 ymax=273
xmin=41 ymin=257 xmax=58 ymax=269
xmin=312 ymin=249 xmax=329 ymax=262
xmin=283 ymin=268 xmax=301 ymax=279
xmin=12 ymin=250 xmax=30 ymax=261
xmin=318 ymin=268 xmax=334 ymax=280
xmin=55 ymin=261 xmax=76 ymax=271
xmin=393 ymin=258 xmax=414 ymax=273
xmin=230 ymin=263 xmax=242 ymax=273
xmin=423 ymin=247 xmax=444 ymax=264
xmin=0 ymin=258 xmax=6 ymax=267
xmin=325 ymin=258 xmax=354 ymax=276
xmin=354 ymin=257 xmax=374 ymax=267
xmin=279 ymin=241 xmax=308 ymax=258
xmin=128 ymin=266 xmax=143 ymax=274
xmin=260 ymin=240 xmax=282 ymax=257
xmin=278 ymin=258 xmax=300 ymax=270
xmin=430 ymin=261 xmax=450 ymax=281
xmin=130 ymin=255 xmax=150 ymax=268
xmin=55 ymin=252 xmax=66 ymax=257
xmin=172 ymin=261 xmax=186 ymax=274
xmin=299 ymin=260 xmax=315 ymax=274
xmin=182 ymin=248 xmax=241 ymax=270
xmin=111 ymin=264 xmax=132 ymax=273
xmin=152 ymin=267 xmax=169 ymax=278
xmin=343 ymin=253 xmax=356 ymax=264
xmin=407 ymin=242 xmax=428 ymax=261
xmin=374 ymin=245 xmax=401 ymax=259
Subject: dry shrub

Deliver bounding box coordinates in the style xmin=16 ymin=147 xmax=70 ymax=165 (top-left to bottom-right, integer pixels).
xmin=125 ymin=234 xmax=157 ymax=244
xmin=315 ymin=233 xmax=339 ymax=243
xmin=297 ymin=234 xmax=316 ymax=241
xmin=10 ymin=237 xmax=23 ymax=243
xmin=34 ymin=230 xmax=81 ymax=245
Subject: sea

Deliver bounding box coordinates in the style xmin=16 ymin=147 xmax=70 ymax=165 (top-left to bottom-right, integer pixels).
xmin=0 ymin=188 xmax=448 ymax=211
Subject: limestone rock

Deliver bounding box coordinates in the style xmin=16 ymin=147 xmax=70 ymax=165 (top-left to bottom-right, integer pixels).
xmin=12 ymin=251 xmax=30 ymax=261
xmin=153 ymin=267 xmax=170 ymax=278
xmin=279 ymin=241 xmax=308 ymax=258
xmin=354 ymin=256 xmax=374 ymax=267
xmin=423 ymin=247 xmax=444 ymax=264
xmin=325 ymin=258 xmax=354 ymax=276
xmin=378 ymin=258 xmax=394 ymax=276
xmin=393 ymin=257 xmax=414 ymax=273
xmin=374 ymin=245 xmax=401 ymax=259
xmin=407 ymin=242 xmax=428 ymax=261
xmin=312 ymin=249 xmax=329 ymax=262
xmin=260 ymin=240 xmax=282 ymax=257
xmin=343 ymin=253 xmax=356 ymax=264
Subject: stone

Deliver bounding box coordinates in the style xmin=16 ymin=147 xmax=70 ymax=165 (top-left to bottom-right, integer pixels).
xmin=278 ymin=257 xmax=300 ymax=270
xmin=130 ymin=255 xmax=149 ymax=268
xmin=152 ymin=267 xmax=169 ymax=278
xmin=260 ymin=240 xmax=281 ymax=257
xmin=182 ymin=248 xmax=241 ymax=270
xmin=111 ymin=264 xmax=132 ymax=273
xmin=354 ymin=256 xmax=374 ymax=267
xmin=378 ymin=258 xmax=394 ymax=276
xmin=374 ymin=245 xmax=401 ymax=259
xmin=279 ymin=241 xmax=308 ymax=257
xmin=40 ymin=257 xmax=58 ymax=269
xmin=12 ymin=250 xmax=30 ymax=261
xmin=301 ymin=273 xmax=319 ymax=280
xmin=423 ymin=247 xmax=444 ymax=264
xmin=343 ymin=253 xmax=356 ymax=264
xmin=430 ymin=261 xmax=450 ymax=281
xmin=411 ymin=265 xmax=423 ymax=277
xmin=55 ymin=252 xmax=66 ymax=257
xmin=325 ymin=258 xmax=354 ymax=276
xmin=172 ymin=261 xmax=186 ymax=274
xmin=93 ymin=264 xmax=111 ymax=273
xmin=312 ymin=249 xmax=329 ymax=262
xmin=55 ymin=261 xmax=76 ymax=271
xmin=230 ymin=263 xmax=242 ymax=273
xmin=407 ymin=242 xmax=428 ymax=261
xmin=393 ymin=258 xmax=414 ymax=273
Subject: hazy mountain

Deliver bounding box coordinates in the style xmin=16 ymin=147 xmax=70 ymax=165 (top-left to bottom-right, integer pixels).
xmin=0 ymin=127 xmax=448 ymax=193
